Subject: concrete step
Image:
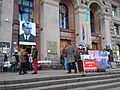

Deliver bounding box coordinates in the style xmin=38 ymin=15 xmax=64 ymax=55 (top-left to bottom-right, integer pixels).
xmin=69 ymin=81 xmax=120 ymax=90
xmin=1 ymin=73 xmax=120 ymax=90
xmin=20 ymin=77 xmax=120 ymax=90
xmin=1 ymin=70 xmax=120 ymax=85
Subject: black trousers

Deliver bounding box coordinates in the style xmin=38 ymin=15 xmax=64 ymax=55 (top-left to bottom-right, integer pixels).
xmin=67 ymin=62 xmax=77 ymax=73
xmin=19 ymin=62 xmax=27 ymax=74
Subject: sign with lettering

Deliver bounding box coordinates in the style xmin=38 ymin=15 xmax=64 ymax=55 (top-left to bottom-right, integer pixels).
xmin=88 ymin=50 xmax=109 ymax=69
xmin=83 ymin=59 xmax=97 ymax=72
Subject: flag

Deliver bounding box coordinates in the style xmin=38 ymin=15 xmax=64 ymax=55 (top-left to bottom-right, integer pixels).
xmin=85 ymin=7 xmax=89 ymax=24
xmin=82 ymin=24 xmax=85 ymax=41
xmin=30 ymin=10 xmax=34 ymax=19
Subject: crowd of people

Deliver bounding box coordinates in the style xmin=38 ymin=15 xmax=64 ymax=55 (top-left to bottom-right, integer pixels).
xmin=3 ymin=42 xmax=113 ymax=74
xmin=3 ymin=45 xmax=38 ymax=75
xmin=61 ymin=42 xmax=84 ymax=74
xmin=61 ymin=43 xmax=114 ymax=74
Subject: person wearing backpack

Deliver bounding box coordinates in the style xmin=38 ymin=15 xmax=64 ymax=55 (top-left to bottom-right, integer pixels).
xmin=19 ymin=46 xmax=28 ymax=75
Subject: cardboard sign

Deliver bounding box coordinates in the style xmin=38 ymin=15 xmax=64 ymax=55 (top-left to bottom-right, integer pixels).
xmin=83 ymin=59 xmax=97 ymax=72
xmin=88 ymin=50 xmax=109 ymax=69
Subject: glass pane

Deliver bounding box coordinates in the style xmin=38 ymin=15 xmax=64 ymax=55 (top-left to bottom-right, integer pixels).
xmin=18 ymin=0 xmax=33 ymax=22
xmin=30 ymin=2 xmax=33 ymax=7
xmin=19 ymin=13 xmax=21 ymax=20
xmin=18 ymin=0 xmax=21 ymax=4
xmin=23 ymin=0 xmax=29 ymax=6
xmin=23 ymin=7 xmax=29 ymax=13
xmin=59 ymin=14 xmax=63 ymax=29
xmin=22 ymin=13 xmax=29 ymax=21
xmin=64 ymin=16 xmax=66 ymax=29
xmin=59 ymin=4 xmax=68 ymax=29
xmin=112 ymin=10 xmax=115 ymax=17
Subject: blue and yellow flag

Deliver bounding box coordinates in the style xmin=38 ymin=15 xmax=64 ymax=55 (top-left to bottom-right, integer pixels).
xmin=85 ymin=7 xmax=89 ymax=24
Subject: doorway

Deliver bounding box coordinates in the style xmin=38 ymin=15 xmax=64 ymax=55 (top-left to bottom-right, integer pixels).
xmin=90 ymin=2 xmax=102 ymax=49
xmin=18 ymin=45 xmax=32 ymax=54
xmin=60 ymin=39 xmax=70 ymax=55
xmin=92 ymin=42 xmax=98 ymax=50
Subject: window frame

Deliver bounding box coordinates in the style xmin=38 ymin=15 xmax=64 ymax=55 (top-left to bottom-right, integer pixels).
xmin=59 ymin=3 xmax=69 ymax=30
xmin=112 ymin=5 xmax=117 ymax=17
xmin=114 ymin=24 xmax=119 ymax=35
xmin=90 ymin=11 xmax=95 ymax=33
xmin=18 ymin=0 xmax=34 ymax=22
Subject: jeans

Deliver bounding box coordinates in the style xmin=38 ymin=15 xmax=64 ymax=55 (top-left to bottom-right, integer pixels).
xmin=63 ymin=57 xmax=67 ymax=70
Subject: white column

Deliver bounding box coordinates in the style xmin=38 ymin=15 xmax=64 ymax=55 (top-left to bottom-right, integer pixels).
xmin=40 ymin=0 xmax=60 ymax=59
xmin=100 ymin=15 xmax=112 ymax=49
xmin=0 ymin=0 xmax=14 ymax=47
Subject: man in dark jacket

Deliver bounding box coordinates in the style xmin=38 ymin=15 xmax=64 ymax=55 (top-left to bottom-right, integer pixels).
xmin=19 ymin=22 xmax=35 ymax=42
xmin=31 ymin=45 xmax=38 ymax=74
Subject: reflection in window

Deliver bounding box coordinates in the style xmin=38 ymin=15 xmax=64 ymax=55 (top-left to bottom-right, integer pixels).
xmin=112 ymin=5 xmax=117 ymax=17
xmin=59 ymin=4 xmax=69 ymax=30
xmin=90 ymin=11 xmax=95 ymax=33
xmin=18 ymin=0 xmax=34 ymax=22
xmin=114 ymin=24 xmax=119 ymax=35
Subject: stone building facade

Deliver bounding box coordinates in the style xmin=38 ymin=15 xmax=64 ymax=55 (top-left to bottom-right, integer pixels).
xmin=0 ymin=0 xmax=120 ymax=62
xmin=0 ymin=0 xmax=2 ymax=25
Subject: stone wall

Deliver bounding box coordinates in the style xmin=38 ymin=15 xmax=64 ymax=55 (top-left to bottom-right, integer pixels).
xmin=0 ymin=0 xmax=2 ymax=25
xmin=110 ymin=0 xmax=120 ymax=61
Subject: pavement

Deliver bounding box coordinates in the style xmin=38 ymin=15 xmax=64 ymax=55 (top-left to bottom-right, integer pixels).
xmin=0 ymin=68 xmax=120 ymax=82
xmin=0 ymin=70 xmax=82 ymax=81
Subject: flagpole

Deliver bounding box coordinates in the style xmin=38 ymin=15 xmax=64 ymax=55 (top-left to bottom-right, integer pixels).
xmin=85 ymin=7 xmax=89 ymax=49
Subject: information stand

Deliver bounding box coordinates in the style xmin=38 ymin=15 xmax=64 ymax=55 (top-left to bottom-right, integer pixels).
xmin=88 ymin=50 xmax=108 ymax=71
xmin=78 ymin=59 xmax=97 ymax=73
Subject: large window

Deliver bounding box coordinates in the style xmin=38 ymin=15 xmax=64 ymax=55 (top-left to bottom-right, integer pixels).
xmin=18 ymin=0 xmax=34 ymax=22
xmin=116 ymin=44 xmax=120 ymax=56
xmin=59 ymin=4 xmax=69 ymax=30
xmin=114 ymin=24 xmax=119 ymax=35
xmin=112 ymin=5 xmax=117 ymax=17
xmin=90 ymin=11 xmax=95 ymax=33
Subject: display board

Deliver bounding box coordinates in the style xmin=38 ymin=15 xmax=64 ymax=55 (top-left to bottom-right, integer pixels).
xmin=88 ymin=50 xmax=109 ymax=69
xmin=83 ymin=59 xmax=97 ymax=72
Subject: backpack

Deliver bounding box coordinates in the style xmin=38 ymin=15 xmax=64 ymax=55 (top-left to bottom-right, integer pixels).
xmin=10 ymin=56 xmax=16 ymax=64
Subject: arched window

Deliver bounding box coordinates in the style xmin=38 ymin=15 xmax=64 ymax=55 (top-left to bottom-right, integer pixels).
xmin=59 ymin=4 xmax=69 ymax=30
xmin=18 ymin=0 xmax=34 ymax=22
xmin=90 ymin=11 xmax=95 ymax=33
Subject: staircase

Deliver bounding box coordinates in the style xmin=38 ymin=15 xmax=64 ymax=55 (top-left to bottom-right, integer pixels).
xmin=1 ymin=70 xmax=120 ymax=90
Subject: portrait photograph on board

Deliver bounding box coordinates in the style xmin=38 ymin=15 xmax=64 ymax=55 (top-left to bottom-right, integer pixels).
xmin=19 ymin=21 xmax=36 ymax=45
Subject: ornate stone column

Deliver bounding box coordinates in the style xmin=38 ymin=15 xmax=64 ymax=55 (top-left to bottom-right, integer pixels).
xmin=40 ymin=0 xmax=60 ymax=60
xmin=100 ymin=14 xmax=112 ymax=49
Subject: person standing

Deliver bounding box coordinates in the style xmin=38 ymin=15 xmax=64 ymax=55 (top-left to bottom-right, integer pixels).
xmin=61 ymin=45 xmax=68 ymax=70
xmin=4 ymin=53 xmax=8 ymax=62
xmin=31 ymin=45 xmax=38 ymax=74
xmin=19 ymin=46 xmax=28 ymax=75
xmin=66 ymin=42 xmax=77 ymax=73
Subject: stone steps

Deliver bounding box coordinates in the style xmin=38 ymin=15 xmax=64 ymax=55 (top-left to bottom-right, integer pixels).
xmin=21 ymin=78 xmax=120 ymax=90
xmin=0 ymin=71 xmax=120 ymax=90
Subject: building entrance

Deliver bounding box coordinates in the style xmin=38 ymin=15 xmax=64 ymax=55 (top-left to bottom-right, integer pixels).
xmin=60 ymin=39 xmax=70 ymax=55
xmin=18 ymin=45 xmax=32 ymax=54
